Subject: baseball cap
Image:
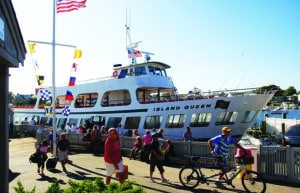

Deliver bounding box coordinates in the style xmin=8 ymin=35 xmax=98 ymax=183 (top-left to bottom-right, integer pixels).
xmin=222 ymin=127 xmax=231 ymax=132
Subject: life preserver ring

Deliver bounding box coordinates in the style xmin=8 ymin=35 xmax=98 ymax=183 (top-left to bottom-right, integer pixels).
xmin=112 ymin=71 xmax=118 ymax=78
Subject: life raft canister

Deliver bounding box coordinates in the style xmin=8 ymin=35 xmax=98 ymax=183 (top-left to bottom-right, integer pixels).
xmin=112 ymin=70 xmax=118 ymax=78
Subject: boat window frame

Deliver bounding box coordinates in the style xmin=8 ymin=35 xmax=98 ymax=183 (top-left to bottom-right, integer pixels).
xmin=215 ymin=111 xmax=238 ymax=125
xmin=190 ymin=112 xmax=212 ymax=127
xmin=165 ymin=114 xmax=186 ymax=128
xmin=144 ymin=115 xmax=162 ymax=129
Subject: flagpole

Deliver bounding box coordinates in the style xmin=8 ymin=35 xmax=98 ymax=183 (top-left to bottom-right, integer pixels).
xmin=52 ymin=0 xmax=57 ymax=157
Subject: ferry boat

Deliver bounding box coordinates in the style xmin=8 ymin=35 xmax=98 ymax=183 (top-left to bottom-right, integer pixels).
xmin=11 ymin=28 xmax=275 ymax=140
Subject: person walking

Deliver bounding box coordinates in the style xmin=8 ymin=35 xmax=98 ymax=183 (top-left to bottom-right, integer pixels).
xmin=149 ymin=133 xmax=168 ymax=183
xmin=208 ymin=126 xmax=246 ymax=185
xmin=37 ymin=139 xmax=48 ymax=176
xmin=104 ymin=127 xmax=124 ymax=184
xmin=182 ymin=126 xmax=193 ymax=141
xmin=57 ymin=132 xmax=70 ymax=172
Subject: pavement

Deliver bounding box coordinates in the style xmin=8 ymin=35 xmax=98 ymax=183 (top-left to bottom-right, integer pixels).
xmin=9 ymin=137 xmax=300 ymax=193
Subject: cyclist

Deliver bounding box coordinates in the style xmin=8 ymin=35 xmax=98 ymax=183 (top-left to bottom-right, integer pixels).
xmin=208 ymin=126 xmax=246 ymax=184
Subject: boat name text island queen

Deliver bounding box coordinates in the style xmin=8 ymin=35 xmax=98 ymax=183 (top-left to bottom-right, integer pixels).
xmin=11 ymin=27 xmax=275 ymax=140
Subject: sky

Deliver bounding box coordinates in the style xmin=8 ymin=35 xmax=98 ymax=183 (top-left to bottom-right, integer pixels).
xmin=10 ymin=0 xmax=300 ymax=95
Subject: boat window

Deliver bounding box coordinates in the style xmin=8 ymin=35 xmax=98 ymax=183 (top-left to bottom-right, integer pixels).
xmin=124 ymin=116 xmax=141 ymax=131
xmin=55 ymin=95 xmax=72 ymax=109
xmin=215 ymin=111 xmax=238 ymax=125
xmin=165 ymin=114 xmax=186 ymax=128
xmin=13 ymin=115 xmax=25 ymax=125
xmin=57 ymin=118 xmax=67 ymax=131
xmin=243 ymin=111 xmax=257 ymax=123
xmin=40 ymin=117 xmax=53 ymax=126
xmin=101 ymin=90 xmax=131 ymax=106
xmin=106 ymin=117 xmax=122 ymax=128
xmin=75 ymin=92 xmax=98 ymax=108
xmin=135 ymin=66 xmax=147 ymax=76
xmin=190 ymin=113 xmax=212 ymax=127
xmin=148 ymin=66 xmax=155 ymax=75
xmin=68 ymin=118 xmax=79 ymax=126
xmin=144 ymin=115 xmax=162 ymax=129
xmin=136 ymin=88 xmax=174 ymax=103
xmin=118 ymin=69 xmax=128 ymax=78
xmin=38 ymin=97 xmax=52 ymax=109
xmin=91 ymin=116 xmax=106 ymax=126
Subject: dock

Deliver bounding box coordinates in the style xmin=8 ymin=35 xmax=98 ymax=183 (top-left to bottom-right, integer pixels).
xmin=9 ymin=137 xmax=300 ymax=193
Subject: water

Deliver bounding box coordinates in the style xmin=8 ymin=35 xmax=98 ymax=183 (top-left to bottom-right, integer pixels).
xmin=256 ymin=109 xmax=300 ymax=124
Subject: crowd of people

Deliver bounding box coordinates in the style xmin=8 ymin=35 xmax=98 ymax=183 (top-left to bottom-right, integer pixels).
xmin=33 ymin=120 xmax=244 ymax=187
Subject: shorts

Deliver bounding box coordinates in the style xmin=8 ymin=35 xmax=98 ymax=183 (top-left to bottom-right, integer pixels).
xmin=58 ymin=150 xmax=68 ymax=161
xmin=105 ymin=160 xmax=123 ymax=176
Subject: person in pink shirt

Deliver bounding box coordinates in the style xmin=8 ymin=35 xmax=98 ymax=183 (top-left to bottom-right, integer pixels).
xmin=37 ymin=139 xmax=48 ymax=176
xmin=142 ymin=129 xmax=152 ymax=163
xmin=104 ymin=127 xmax=124 ymax=184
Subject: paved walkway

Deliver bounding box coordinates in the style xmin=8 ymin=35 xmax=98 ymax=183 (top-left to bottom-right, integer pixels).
xmin=9 ymin=137 xmax=300 ymax=193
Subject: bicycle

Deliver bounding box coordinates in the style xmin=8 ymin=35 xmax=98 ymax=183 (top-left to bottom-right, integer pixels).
xmin=179 ymin=154 xmax=266 ymax=193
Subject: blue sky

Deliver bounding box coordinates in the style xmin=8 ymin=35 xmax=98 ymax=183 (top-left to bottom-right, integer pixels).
xmin=10 ymin=0 xmax=300 ymax=94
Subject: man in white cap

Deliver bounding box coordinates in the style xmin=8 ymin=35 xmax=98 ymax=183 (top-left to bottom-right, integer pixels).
xmin=208 ymin=127 xmax=246 ymax=185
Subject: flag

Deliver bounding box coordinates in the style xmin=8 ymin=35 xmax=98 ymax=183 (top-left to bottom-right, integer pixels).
xmin=44 ymin=105 xmax=53 ymax=116
xmin=56 ymin=0 xmax=87 ymax=13
xmin=62 ymin=105 xmax=71 ymax=116
xmin=128 ymin=49 xmax=142 ymax=58
xmin=65 ymin=90 xmax=74 ymax=101
xmin=71 ymin=63 xmax=77 ymax=72
xmin=74 ymin=49 xmax=82 ymax=59
xmin=68 ymin=76 xmax=76 ymax=86
xmin=36 ymin=75 xmax=45 ymax=86
xmin=28 ymin=43 xmax=36 ymax=55
xmin=215 ymin=100 xmax=230 ymax=109
xmin=40 ymin=89 xmax=52 ymax=101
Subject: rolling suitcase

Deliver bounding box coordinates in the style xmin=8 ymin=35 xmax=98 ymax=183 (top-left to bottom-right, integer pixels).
xmin=46 ymin=157 xmax=57 ymax=170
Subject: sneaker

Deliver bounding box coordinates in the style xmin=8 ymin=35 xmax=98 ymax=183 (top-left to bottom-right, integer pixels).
xmin=161 ymin=178 xmax=169 ymax=183
xmin=149 ymin=178 xmax=156 ymax=183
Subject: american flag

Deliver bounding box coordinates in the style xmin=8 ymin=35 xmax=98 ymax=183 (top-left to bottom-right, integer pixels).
xmin=56 ymin=0 xmax=87 ymax=13
xmin=40 ymin=89 xmax=52 ymax=101
xmin=62 ymin=106 xmax=71 ymax=116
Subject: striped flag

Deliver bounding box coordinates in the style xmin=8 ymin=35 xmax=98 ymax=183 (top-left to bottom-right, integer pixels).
xmin=56 ymin=0 xmax=87 ymax=13
xmin=44 ymin=105 xmax=53 ymax=116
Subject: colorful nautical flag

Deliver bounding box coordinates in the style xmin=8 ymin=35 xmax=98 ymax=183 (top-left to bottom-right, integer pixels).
xmin=71 ymin=63 xmax=77 ymax=72
xmin=56 ymin=0 xmax=87 ymax=13
xmin=74 ymin=49 xmax=82 ymax=59
xmin=44 ymin=105 xmax=53 ymax=116
xmin=36 ymin=75 xmax=45 ymax=86
xmin=40 ymin=89 xmax=52 ymax=101
xmin=28 ymin=43 xmax=36 ymax=55
xmin=62 ymin=105 xmax=71 ymax=116
xmin=68 ymin=76 xmax=76 ymax=86
xmin=215 ymin=100 xmax=230 ymax=109
xmin=128 ymin=49 xmax=142 ymax=58
xmin=65 ymin=90 xmax=74 ymax=101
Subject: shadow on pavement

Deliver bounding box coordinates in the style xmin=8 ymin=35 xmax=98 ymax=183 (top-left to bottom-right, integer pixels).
xmin=9 ymin=169 xmax=20 ymax=182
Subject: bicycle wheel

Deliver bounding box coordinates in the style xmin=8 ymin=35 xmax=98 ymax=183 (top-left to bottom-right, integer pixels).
xmin=241 ymin=171 xmax=266 ymax=193
xmin=179 ymin=167 xmax=200 ymax=189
